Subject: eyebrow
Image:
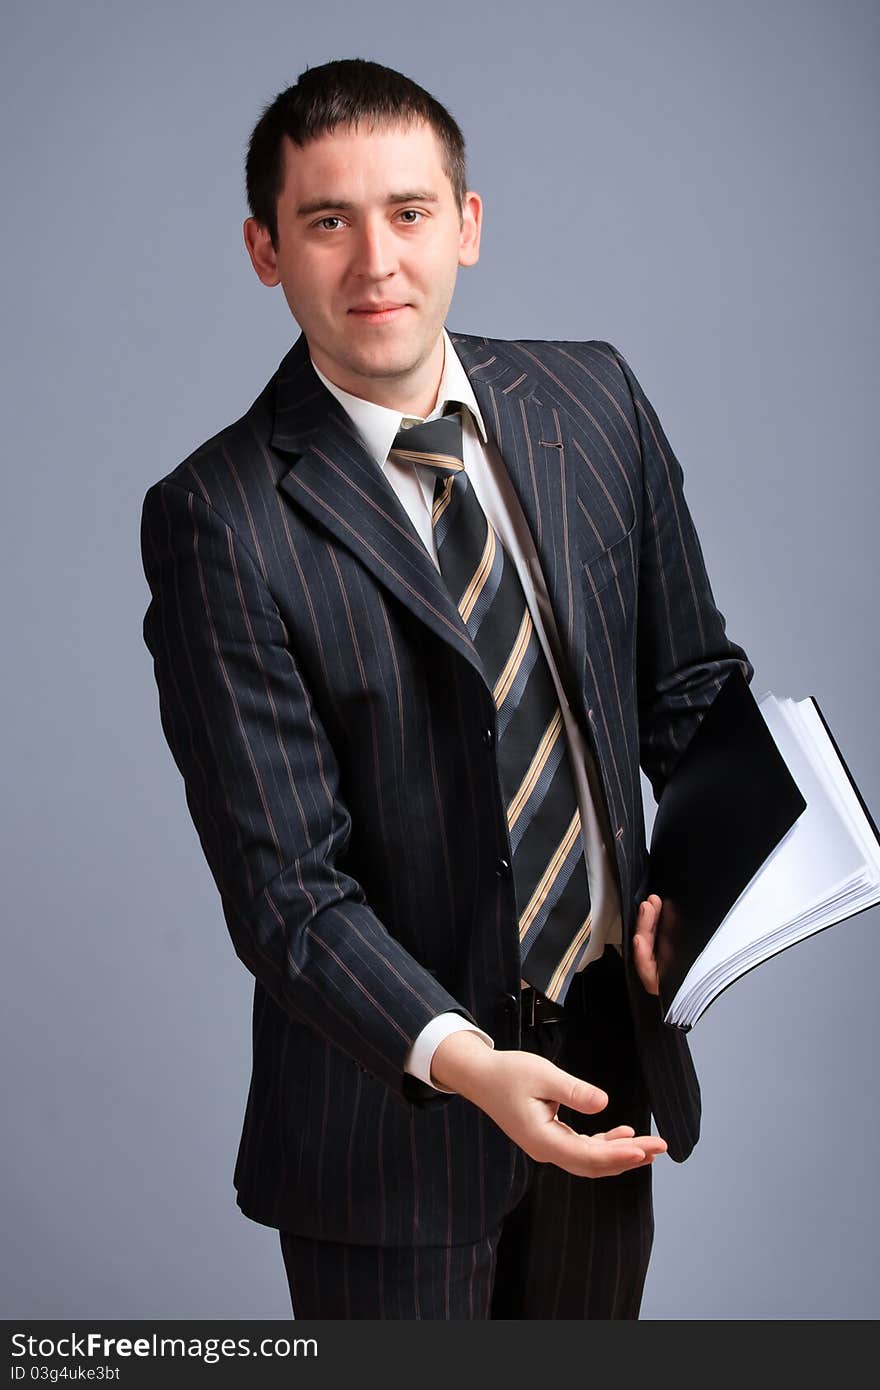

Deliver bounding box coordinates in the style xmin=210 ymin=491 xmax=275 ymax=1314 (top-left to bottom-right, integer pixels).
xmin=296 ymin=190 xmax=440 ymax=218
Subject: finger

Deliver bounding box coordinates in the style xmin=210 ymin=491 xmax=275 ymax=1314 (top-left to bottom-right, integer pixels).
xmin=579 ymin=1138 xmax=660 ymax=1174
xmin=632 ymin=935 xmax=660 ymax=995
xmin=542 ymin=1125 xmax=666 ymax=1172
xmin=552 ymin=1076 xmax=608 ymax=1116
xmin=634 ymin=904 xmax=658 ymax=958
xmin=551 ymin=1120 xmax=662 ymax=1149
xmin=540 ymin=1130 xmax=650 ymax=1174
xmin=554 ymin=1122 xmax=636 ymax=1143
xmin=634 ymin=928 xmax=661 ymax=994
xmin=635 ymin=946 xmax=657 ymax=987
xmin=579 ymin=1132 xmax=666 ymax=1156
xmin=641 ymin=899 xmax=659 ymax=939
xmin=629 ymin=1135 xmax=667 ymax=1156
xmin=601 ymin=1132 xmax=665 ymax=1149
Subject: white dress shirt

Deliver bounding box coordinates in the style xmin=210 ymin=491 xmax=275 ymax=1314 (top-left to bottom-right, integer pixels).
xmin=310 ymin=328 xmax=623 ymax=1091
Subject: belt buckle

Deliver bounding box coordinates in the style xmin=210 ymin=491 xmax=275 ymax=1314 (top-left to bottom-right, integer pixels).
xmin=521 ymin=985 xmax=565 ymax=1028
xmin=521 ymin=986 xmax=537 ymax=1028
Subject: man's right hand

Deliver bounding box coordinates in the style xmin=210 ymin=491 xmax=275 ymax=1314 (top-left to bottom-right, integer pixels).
xmin=430 ymin=1031 xmax=666 ymax=1178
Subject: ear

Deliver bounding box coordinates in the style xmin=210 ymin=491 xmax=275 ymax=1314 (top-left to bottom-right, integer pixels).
xmin=243 ymin=217 xmax=282 ymax=287
xmin=458 ymin=191 xmax=483 ymax=269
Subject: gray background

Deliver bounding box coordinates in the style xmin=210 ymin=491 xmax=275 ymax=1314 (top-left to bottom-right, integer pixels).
xmin=2 ymin=0 xmax=877 ymax=1320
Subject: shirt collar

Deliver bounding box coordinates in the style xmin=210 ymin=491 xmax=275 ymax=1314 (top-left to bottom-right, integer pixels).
xmin=309 ymin=327 xmax=489 ymax=471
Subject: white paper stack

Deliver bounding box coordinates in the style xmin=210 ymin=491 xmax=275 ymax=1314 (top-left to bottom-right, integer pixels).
xmin=665 ymin=695 xmax=880 ymax=1028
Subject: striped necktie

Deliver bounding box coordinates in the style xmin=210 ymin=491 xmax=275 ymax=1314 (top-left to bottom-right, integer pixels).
xmin=388 ymin=405 xmax=593 ymax=1004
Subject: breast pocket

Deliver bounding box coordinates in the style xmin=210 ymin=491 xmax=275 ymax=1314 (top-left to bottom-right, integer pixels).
xmin=580 ymin=524 xmax=637 ymax=602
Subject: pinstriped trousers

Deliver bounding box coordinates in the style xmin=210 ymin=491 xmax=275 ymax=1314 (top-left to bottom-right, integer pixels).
xmin=279 ymin=947 xmax=653 ymax=1319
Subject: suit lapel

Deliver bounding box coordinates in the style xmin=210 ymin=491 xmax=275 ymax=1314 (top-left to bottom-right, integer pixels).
xmin=273 ymin=334 xmax=488 ymax=682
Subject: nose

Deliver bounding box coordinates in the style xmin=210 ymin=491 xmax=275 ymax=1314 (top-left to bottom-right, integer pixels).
xmin=350 ymin=214 xmax=400 ymax=280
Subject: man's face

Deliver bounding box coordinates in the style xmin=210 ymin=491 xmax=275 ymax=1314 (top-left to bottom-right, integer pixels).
xmin=244 ymin=119 xmax=482 ymax=404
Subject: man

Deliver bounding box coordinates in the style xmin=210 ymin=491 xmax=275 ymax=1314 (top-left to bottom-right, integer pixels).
xmin=140 ymin=57 xmax=752 ymax=1319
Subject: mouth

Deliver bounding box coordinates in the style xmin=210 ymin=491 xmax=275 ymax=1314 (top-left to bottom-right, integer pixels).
xmin=347 ymin=304 xmax=409 ymax=324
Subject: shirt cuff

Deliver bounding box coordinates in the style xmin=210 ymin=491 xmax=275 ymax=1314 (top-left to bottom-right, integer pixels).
xmin=405 ymin=1012 xmax=495 ymax=1093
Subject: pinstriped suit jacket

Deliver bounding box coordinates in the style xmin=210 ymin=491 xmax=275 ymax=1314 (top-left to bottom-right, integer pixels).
xmin=140 ymin=331 xmax=753 ymax=1243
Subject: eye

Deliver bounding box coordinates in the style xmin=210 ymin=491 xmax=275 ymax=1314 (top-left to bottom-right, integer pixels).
xmin=397 ymin=209 xmax=424 ymax=224
xmin=316 ymin=216 xmax=346 ymax=231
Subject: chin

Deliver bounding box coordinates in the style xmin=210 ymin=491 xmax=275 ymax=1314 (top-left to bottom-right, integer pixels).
xmin=349 ymin=342 xmax=422 ymax=378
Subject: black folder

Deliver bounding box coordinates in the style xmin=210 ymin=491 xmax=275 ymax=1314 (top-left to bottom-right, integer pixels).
xmin=647 ymin=667 xmax=807 ymax=1017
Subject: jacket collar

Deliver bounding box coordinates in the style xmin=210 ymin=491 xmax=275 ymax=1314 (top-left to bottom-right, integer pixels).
xmin=269 ymin=329 xmax=535 ymax=455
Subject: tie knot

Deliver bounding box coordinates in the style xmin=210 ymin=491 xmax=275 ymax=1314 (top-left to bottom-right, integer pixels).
xmin=388 ymin=405 xmax=464 ymax=477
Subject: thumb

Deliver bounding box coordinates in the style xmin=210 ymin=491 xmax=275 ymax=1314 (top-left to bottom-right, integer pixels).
xmin=549 ymin=1067 xmax=608 ymax=1116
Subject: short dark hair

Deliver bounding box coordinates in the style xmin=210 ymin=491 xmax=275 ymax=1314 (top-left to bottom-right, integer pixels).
xmin=245 ymin=58 xmax=469 ymax=250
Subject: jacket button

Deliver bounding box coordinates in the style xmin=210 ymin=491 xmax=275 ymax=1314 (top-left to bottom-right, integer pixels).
xmin=482 ymin=727 xmax=495 ymax=747
xmin=503 ymin=993 xmax=519 ymax=1016
xmin=496 ymin=858 xmax=511 ymax=878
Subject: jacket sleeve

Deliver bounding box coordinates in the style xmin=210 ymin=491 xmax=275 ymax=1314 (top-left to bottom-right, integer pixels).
xmin=140 ymin=477 xmax=477 ymax=1107
xmin=609 ymin=346 xmax=755 ymax=802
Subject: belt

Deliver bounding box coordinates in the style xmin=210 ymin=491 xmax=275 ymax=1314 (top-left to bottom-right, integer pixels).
xmin=520 ymin=984 xmax=567 ymax=1028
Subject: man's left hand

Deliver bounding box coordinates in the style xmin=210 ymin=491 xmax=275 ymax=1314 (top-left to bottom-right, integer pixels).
xmin=633 ymin=893 xmax=662 ymax=996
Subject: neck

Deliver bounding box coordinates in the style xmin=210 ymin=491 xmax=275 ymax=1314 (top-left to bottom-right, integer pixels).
xmin=311 ymin=332 xmax=446 ymax=418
